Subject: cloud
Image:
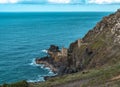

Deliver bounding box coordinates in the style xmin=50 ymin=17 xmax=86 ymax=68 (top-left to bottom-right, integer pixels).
xmin=0 ymin=0 xmax=19 ymax=3
xmin=48 ymin=0 xmax=71 ymax=3
xmin=0 ymin=0 xmax=120 ymax=4
xmin=0 ymin=0 xmax=71 ymax=4
xmin=88 ymin=0 xmax=120 ymax=4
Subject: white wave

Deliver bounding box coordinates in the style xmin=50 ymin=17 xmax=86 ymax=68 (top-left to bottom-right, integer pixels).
xmin=49 ymin=70 xmax=53 ymax=74
xmin=48 ymin=70 xmax=57 ymax=76
xmin=38 ymin=75 xmax=45 ymax=81
xmin=27 ymin=79 xmax=40 ymax=83
xmin=28 ymin=58 xmax=57 ymax=83
xmin=29 ymin=58 xmax=40 ymax=67
xmin=45 ymin=67 xmax=51 ymax=70
xmin=27 ymin=75 xmax=45 ymax=83
xmin=41 ymin=49 xmax=48 ymax=53
xmin=40 ymin=64 xmax=45 ymax=68
xmin=27 ymin=71 xmax=57 ymax=83
xmin=48 ymin=71 xmax=54 ymax=75
xmin=29 ymin=58 xmax=47 ymax=69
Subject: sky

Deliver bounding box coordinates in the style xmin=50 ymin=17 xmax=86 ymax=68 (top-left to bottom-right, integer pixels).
xmin=0 ymin=0 xmax=120 ymax=12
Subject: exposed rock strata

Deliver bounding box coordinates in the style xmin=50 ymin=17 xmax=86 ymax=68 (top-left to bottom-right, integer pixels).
xmin=36 ymin=9 xmax=120 ymax=78
xmin=35 ymin=45 xmax=68 ymax=75
xmin=68 ymin=9 xmax=120 ymax=70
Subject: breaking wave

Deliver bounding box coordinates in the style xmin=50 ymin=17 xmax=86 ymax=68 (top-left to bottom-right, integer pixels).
xmin=41 ymin=49 xmax=48 ymax=53
xmin=28 ymin=58 xmax=57 ymax=83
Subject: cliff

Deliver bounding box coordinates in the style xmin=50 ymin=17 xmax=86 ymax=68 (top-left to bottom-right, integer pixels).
xmin=39 ymin=9 xmax=120 ymax=75
xmin=35 ymin=45 xmax=68 ymax=74
xmin=29 ymin=9 xmax=120 ymax=87
xmin=1 ymin=9 xmax=120 ymax=87
xmin=35 ymin=9 xmax=120 ymax=78
xmin=67 ymin=9 xmax=120 ymax=71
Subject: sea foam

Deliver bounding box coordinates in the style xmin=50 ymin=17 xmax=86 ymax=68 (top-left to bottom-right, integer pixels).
xmin=41 ymin=49 xmax=48 ymax=53
xmin=27 ymin=75 xmax=45 ymax=83
xmin=28 ymin=58 xmax=57 ymax=83
xmin=29 ymin=58 xmax=40 ymax=67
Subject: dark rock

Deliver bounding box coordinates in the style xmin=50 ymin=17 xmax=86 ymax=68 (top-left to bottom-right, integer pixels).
xmin=48 ymin=45 xmax=60 ymax=52
xmin=58 ymin=66 xmax=66 ymax=75
xmin=67 ymin=9 xmax=120 ymax=70
xmin=85 ymin=47 xmax=93 ymax=55
xmin=35 ymin=9 xmax=120 ymax=79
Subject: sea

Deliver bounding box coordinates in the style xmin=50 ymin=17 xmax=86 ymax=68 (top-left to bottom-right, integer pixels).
xmin=0 ymin=12 xmax=111 ymax=84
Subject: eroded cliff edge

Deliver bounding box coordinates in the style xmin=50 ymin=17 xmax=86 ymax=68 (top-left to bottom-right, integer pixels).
xmin=1 ymin=9 xmax=120 ymax=87
xmin=30 ymin=9 xmax=120 ymax=87
xmin=68 ymin=9 xmax=120 ymax=70
xmin=36 ymin=9 xmax=120 ymax=76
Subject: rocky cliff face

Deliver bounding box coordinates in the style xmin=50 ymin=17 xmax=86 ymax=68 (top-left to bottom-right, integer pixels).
xmin=2 ymin=9 xmax=120 ymax=87
xmin=35 ymin=9 xmax=120 ymax=75
xmin=67 ymin=9 xmax=120 ymax=71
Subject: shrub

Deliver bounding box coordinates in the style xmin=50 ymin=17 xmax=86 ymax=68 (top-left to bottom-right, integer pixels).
xmin=1 ymin=80 xmax=28 ymax=87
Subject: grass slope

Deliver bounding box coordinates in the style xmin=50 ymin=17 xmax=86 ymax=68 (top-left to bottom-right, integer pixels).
xmin=30 ymin=62 xmax=120 ymax=87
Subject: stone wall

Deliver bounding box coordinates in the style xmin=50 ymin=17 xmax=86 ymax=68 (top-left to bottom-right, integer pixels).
xmin=61 ymin=48 xmax=68 ymax=57
xmin=78 ymin=39 xmax=83 ymax=47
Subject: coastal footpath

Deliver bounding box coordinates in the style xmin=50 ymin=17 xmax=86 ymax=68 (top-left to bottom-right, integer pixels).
xmin=1 ymin=9 xmax=120 ymax=87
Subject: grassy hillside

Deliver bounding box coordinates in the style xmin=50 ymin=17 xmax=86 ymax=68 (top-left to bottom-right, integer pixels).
xmin=1 ymin=9 xmax=120 ymax=87
xmin=0 ymin=80 xmax=28 ymax=87
xmin=30 ymin=9 xmax=120 ymax=87
xmin=67 ymin=9 xmax=120 ymax=71
xmin=30 ymin=62 xmax=120 ymax=87
xmin=1 ymin=62 xmax=120 ymax=87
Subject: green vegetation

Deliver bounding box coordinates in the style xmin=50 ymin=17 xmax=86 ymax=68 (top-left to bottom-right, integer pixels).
xmin=2 ymin=63 xmax=120 ymax=87
xmin=0 ymin=80 xmax=28 ymax=87
xmin=1 ymin=9 xmax=120 ymax=87
xmin=91 ymin=39 xmax=105 ymax=49
xmin=30 ymin=62 xmax=120 ymax=87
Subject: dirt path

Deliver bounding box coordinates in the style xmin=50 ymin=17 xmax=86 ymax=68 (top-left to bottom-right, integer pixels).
xmin=110 ymin=75 xmax=120 ymax=81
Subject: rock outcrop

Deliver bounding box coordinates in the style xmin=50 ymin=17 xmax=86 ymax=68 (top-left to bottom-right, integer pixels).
xmin=35 ymin=45 xmax=68 ymax=74
xmin=67 ymin=9 xmax=120 ymax=71
xmin=36 ymin=9 xmax=120 ymax=76
xmin=2 ymin=9 xmax=120 ymax=87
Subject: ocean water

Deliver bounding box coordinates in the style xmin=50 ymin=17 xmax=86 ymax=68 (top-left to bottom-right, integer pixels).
xmin=0 ymin=12 xmax=111 ymax=84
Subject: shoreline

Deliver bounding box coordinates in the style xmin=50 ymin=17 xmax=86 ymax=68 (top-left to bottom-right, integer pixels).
xmin=35 ymin=57 xmax=58 ymax=73
xmin=35 ymin=45 xmax=70 ymax=80
xmin=0 ymin=9 xmax=120 ymax=87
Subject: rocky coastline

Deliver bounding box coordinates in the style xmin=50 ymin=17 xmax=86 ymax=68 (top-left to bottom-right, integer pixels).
xmin=35 ymin=39 xmax=90 ymax=79
xmin=35 ymin=9 xmax=120 ymax=81
xmin=35 ymin=56 xmax=58 ymax=73
xmin=35 ymin=45 xmax=69 ymax=76
xmin=1 ymin=9 xmax=120 ymax=87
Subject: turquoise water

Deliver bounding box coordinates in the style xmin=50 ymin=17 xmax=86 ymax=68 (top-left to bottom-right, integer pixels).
xmin=0 ymin=12 xmax=111 ymax=84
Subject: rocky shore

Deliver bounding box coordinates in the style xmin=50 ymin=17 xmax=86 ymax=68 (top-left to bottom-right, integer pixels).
xmin=1 ymin=9 xmax=120 ymax=87
xmin=35 ymin=41 xmax=92 ymax=78
xmin=35 ymin=56 xmax=58 ymax=73
xmin=35 ymin=45 xmax=69 ymax=75
xmin=35 ymin=9 xmax=120 ymax=80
